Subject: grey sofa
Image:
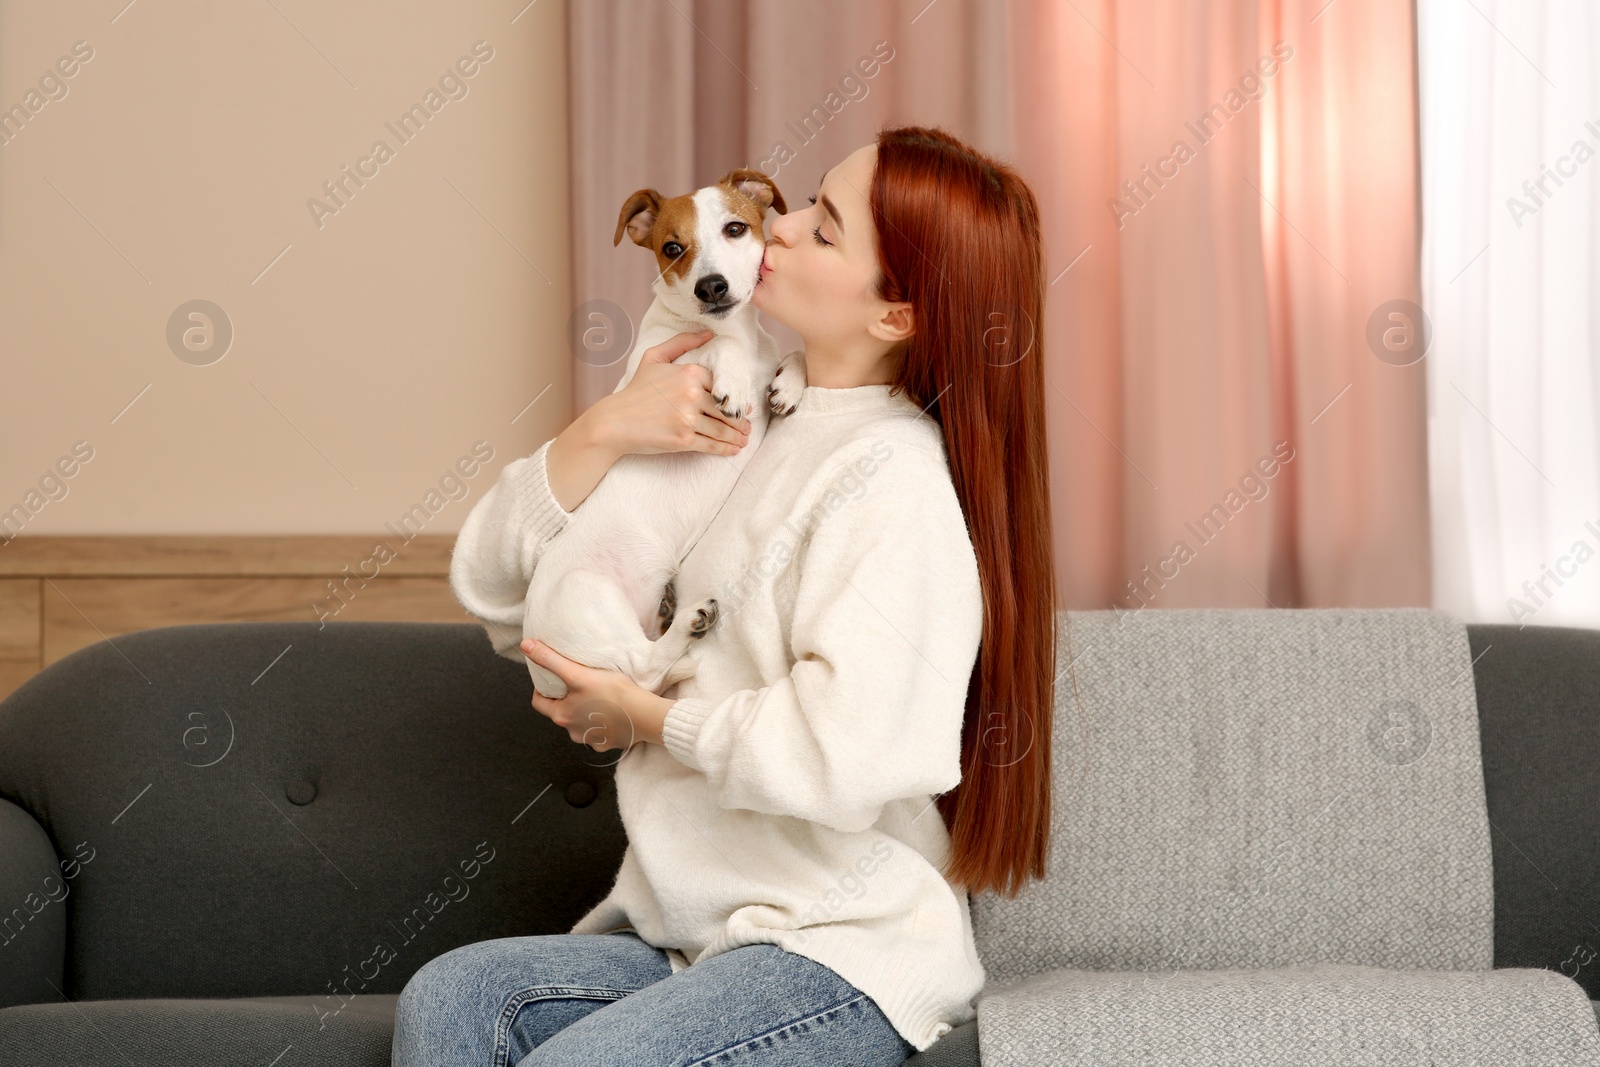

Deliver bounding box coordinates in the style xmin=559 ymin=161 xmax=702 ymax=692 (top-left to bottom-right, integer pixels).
xmin=1 ymin=607 xmax=1598 ymax=1065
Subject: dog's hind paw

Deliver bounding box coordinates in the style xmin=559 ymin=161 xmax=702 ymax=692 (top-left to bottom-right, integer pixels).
xmin=688 ymin=597 xmax=720 ymax=638
xmin=656 ymin=577 xmax=678 ymax=638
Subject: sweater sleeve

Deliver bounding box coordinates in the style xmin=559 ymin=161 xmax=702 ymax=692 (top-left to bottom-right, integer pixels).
xmin=448 ymin=438 xmax=575 ymax=663
xmin=659 ymin=444 xmax=984 ymax=834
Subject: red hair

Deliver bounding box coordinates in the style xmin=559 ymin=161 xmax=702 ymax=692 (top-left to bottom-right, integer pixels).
xmin=870 ymin=124 xmax=1070 ymax=897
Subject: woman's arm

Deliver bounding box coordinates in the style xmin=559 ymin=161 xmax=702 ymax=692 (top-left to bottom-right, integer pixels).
xmin=449 ymin=437 xmax=576 ymax=661
xmin=658 ymin=444 xmax=985 ymax=834
xmin=544 ymin=406 xmax=621 ymax=512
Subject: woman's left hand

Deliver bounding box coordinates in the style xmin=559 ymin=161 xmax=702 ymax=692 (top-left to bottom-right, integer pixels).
xmin=521 ymin=638 xmax=667 ymax=751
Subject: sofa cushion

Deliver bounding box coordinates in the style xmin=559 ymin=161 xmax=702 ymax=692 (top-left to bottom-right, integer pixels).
xmin=975 ymin=963 xmax=1600 ymax=1066
xmin=902 ymin=1018 xmax=979 ymax=1066
xmin=971 ymin=608 xmax=1494 ymax=985
xmin=0 ymin=995 xmax=395 ymax=1067
xmin=237 ymin=991 xmax=401 ymax=1023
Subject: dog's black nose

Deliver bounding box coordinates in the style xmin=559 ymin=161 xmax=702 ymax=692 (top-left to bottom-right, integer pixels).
xmin=694 ymin=274 xmax=730 ymax=304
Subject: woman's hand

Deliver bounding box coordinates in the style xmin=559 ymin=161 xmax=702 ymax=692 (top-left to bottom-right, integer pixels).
xmin=546 ymin=330 xmax=753 ymax=512
xmin=587 ymin=330 xmax=752 ymax=458
xmin=521 ymin=638 xmax=672 ymax=751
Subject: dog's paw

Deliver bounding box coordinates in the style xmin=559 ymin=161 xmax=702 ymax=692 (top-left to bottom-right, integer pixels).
xmin=688 ymin=597 xmax=720 ymax=638
xmin=768 ymin=350 xmax=806 ymax=416
xmin=528 ymin=664 xmax=569 ymax=700
xmin=656 ymin=577 xmax=678 ymax=639
xmin=712 ymin=376 xmax=753 ymax=421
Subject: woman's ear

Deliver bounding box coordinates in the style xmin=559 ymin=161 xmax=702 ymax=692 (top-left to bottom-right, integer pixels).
xmin=867 ymin=302 xmax=915 ymax=344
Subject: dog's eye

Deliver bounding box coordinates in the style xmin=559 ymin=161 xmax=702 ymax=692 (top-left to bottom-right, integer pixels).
xmin=723 ymin=222 xmax=747 ymax=239
xmin=662 ymin=241 xmax=683 ymax=258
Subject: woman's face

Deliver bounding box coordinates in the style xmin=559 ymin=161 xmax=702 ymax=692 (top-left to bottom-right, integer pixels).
xmin=754 ymin=143 xmax=910 ymax=356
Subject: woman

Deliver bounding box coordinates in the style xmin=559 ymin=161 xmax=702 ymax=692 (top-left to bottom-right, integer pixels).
xmin=394 ymin=124 xmax=1059 ymax=1067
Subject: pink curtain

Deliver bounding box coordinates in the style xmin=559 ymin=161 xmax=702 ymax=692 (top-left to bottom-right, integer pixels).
xmin=566 ymin=0 xmax=1428 ymax=611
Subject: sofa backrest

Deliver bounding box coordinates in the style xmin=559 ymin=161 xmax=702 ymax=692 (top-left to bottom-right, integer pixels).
xmin=0 ymin=621 xmax=628 ymax=1004
xmin=970 ymin=607 xmax=1496 ymax=986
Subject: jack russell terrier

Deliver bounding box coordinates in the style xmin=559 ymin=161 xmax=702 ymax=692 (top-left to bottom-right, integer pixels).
xmin=521 ymin=167 xmax=806 ymax=703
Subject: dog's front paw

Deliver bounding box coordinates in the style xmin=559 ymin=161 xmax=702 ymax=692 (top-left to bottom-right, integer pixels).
xmin=712 ymin=376 xmax=753 ymax=421
xmin=767 ymin=349 xmax=806 ymax=416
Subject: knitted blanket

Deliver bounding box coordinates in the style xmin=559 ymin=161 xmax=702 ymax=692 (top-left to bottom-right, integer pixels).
xmin=970 ymin=608 xmax=1595 ymax=1063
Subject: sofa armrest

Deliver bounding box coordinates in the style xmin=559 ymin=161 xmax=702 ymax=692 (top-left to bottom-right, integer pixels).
xmin=0 ymin=796 xmax=66 ymax=1008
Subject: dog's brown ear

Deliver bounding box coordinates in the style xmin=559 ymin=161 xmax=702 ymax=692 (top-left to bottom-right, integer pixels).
xmin=719 ymin=169 xmax=786 ymax=215
xmin=615 ymin=189 xmax=662 ymax=247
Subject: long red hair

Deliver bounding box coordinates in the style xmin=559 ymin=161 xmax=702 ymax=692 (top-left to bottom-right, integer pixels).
xmin=870 ymin=124 xmax=1071 ymax=898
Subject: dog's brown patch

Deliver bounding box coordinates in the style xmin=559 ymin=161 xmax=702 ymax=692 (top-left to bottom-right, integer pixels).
xmin=719 ymin=168 xmax=787 ymax=219
xmin=614 ymin=187 xmax=702 ymax=281
xmin=717 ymin=187 xmax=768 ymax=239
xmin=651 ymin=194 xmax=700 ymax=283
xmin=717 ymin=169 xmax=786 ymax=243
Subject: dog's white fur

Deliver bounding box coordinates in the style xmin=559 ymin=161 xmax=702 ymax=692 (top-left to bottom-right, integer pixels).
xmin=521 ymin=169 xmax=806 ymax=703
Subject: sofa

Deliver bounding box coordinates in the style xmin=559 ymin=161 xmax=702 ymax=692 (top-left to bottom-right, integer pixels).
xmin=1 ymin=607 xmax=1598 ymax=1065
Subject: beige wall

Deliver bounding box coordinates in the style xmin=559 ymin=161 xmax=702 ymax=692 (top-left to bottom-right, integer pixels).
xmin=0 ymin=0 xmax=571 ymax=536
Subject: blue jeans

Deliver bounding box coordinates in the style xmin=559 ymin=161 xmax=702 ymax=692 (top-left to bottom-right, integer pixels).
xmin=391 ymin=930 xmax=916 ymax=1066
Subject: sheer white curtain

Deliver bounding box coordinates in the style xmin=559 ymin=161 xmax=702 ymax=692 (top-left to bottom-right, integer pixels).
xmin=1419 ymin=0 xmax=1600 ymax=628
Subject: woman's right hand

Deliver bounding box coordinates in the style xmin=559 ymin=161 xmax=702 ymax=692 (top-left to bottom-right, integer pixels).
xmin=586 ymin=330 xmax=752 ymax=458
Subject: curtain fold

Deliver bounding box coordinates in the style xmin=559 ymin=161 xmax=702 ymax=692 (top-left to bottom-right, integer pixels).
xmin=1265 ymin=0 xmax=1431 ymax=607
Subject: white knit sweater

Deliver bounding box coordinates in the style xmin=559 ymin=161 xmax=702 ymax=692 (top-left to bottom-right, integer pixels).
xmin=447 ymin=383 xmax=987 ymax=1052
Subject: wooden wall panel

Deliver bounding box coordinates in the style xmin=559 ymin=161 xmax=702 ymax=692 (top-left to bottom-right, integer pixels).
xmin=0 ymin=578 xmax=41 ymax=698
xmin=40 ymin=577 xmax=465 ymax=667
xmin=0 ymin=537 xmax=470 ymax=701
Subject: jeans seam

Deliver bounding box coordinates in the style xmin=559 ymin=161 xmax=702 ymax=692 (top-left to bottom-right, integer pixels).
xmin=493 ymin=984 xmax=637 ymax=1067
xmin=684 ymin=992 xmax=871 ymax=1066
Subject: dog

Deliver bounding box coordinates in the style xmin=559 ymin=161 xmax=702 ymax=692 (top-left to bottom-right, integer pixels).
xmin=520 ymin=167 xmax=806 ymax=703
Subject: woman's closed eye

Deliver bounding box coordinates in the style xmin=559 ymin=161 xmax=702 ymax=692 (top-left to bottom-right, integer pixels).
xmin=808 ymin=195 xmax=832 ymax=247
